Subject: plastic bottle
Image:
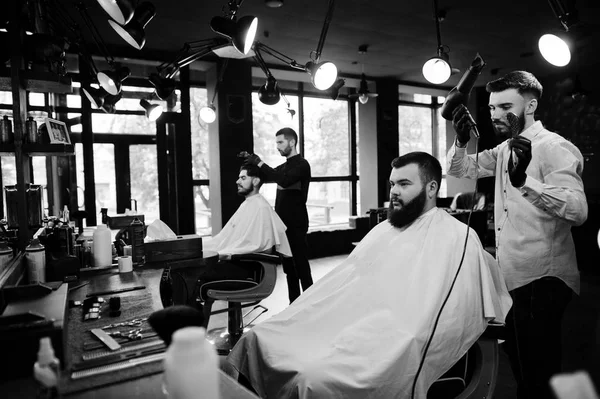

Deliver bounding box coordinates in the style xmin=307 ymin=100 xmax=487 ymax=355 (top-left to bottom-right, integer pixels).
xmin=129 ymin=217 xmax=145 ymax=266
xmin=26 ymin=239 xmax=46 ymax=283
xmin=0 ymin=239 xmax=13 ymax=268
xmin=0 ymin=115 xmax=12 ymax=144
xmin=33 ymin=337 xmax=60 ymax=399
xmin=163 ymin=327 xmax=220 ymax=399
xmin=26 ymin=116 xmax=38 ymax=144
xmin=92 ymin=224 xmax=112 ymax=267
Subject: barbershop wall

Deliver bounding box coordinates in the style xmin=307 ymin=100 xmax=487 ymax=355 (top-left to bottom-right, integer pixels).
xmin=537 ymin=66 xmax=600 ymax=274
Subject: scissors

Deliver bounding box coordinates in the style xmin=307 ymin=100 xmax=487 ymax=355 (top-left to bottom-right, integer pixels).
xmin=107 ymin=328 xmax=143 ymax=341
xmin=101 ymin=317 xmax=147 ymax=329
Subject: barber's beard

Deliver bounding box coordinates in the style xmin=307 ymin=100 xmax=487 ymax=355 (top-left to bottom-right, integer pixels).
xmin=492 ymin=110 xmax=525 ymax=141
xmin=387 ymin=188 xmax=427 ymax=229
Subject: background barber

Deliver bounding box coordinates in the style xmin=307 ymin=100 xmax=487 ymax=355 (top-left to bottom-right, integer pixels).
xmin=246 ymin=127 xmax=313 ymax=303
xmin=447 ymin=70 xmax=588 ymax=399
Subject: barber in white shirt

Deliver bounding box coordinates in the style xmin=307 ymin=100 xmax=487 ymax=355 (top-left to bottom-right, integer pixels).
xmin=447 ymin=70 xmax=588 ymax=399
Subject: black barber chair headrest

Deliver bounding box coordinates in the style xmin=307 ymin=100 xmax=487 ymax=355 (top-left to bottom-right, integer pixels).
xmin=148 ymin=305 xmax=205 ymax=346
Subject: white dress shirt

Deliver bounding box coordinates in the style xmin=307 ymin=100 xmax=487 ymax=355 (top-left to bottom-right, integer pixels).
xmin=447 ymin=120 xmax=588 ymax=293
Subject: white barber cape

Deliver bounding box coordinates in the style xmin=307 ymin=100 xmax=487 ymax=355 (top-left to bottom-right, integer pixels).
xmin=228 ymin=207 xmax=511 ymax=399
xmin=203 ymin=193 xmax=292 ymax=257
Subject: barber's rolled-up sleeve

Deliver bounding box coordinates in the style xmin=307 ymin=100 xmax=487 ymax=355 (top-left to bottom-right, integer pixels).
xmin=518 ymin=140 xmax=588 ymax=226
xmin=447 ymin=141 xmax=498 ymax=180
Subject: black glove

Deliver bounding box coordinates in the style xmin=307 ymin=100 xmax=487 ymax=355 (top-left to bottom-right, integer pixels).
xmin=452 ymin=104 xmax=475 ymax=146
xmin=245 ymin=153 xmax=262 ymax=166
xmin=507 ymin=136 xmax=532 ymax=187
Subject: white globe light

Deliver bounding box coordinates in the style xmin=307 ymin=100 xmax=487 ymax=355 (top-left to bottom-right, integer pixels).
xmin=358 ymin=93 xmax=369 ymax=104
xmin=200 ymin=106 xmax=216 ymax=124
xmin=422 ymin=57 xmax=451 ymax=84
xmin=312 ymin=62 xmax=338 ymax=90
xmin=538 ymin=34 xmax=571 ymax=67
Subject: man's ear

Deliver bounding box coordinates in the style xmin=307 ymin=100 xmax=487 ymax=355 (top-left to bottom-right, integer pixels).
xmin=252 ymin=177 xmax=261 ymax=187
xmin=428 ymin=181 xmax=439 ymax=199
xmin=526 ymin=98 xmax=538 ymax=116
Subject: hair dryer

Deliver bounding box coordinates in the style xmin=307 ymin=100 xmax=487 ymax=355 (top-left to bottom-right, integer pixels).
xmin=440 ymin=53 xmax=487 ymax=125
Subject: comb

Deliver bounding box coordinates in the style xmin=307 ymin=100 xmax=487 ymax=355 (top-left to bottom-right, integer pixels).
xmin=71 ymin=352 xmax=164 ymax=380
xmin=82 ymin=339 xmax=165 ymax=361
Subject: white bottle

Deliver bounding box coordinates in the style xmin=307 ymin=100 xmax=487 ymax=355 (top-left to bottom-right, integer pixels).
xmin=34 ymin=337 xmax=60 ymax=399
xmin=26 ymin=238 xmax=46 ymax=283
xmin=92 ymin=224 xmax=112 ymax=267
xmin=163 ymin=327 xmax=220 ymax=399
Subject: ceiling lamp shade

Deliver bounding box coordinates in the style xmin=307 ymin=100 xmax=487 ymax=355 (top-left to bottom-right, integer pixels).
xmin=305 ymin=60 xmax=338 ymax=90
xmin=200 ymin=105 xmax=217 ymax=124
xmin=538 ymin=33 xmax=571 ymax=67
xmin=422 ymin=51 xmax=451 ymax=84
xmin=258 ymin=76 xmax=281 ymax=105
xmin=100 ymin=92 xmax=122 ymax=114
xmin=327 ymin=78 xmax=345 ymax=100
xmin=265 ymin=0 xmax=284 ymax=7
xmin=210 ymin=15 xmax=258 ymax=55
xmin=96 ymin=0 xmax=135 ymax=25
xmin=140 ymin=99 xmax=163 ymax=121
xmin=149 ymin=73 xmax=176 ymax=100
xmin=97 ymin=65 xmax=131 ymax=95
xmin=82 ymin=86 xmax=109 ymax=108
xmin=108 ymin=2 xmax=156 ymax=50
xmin=349 ymin=74 xmax=378 ymax=104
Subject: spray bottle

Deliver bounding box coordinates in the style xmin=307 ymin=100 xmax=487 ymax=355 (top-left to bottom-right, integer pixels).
xmin=33 ymin=337 xmax=60 ymax=399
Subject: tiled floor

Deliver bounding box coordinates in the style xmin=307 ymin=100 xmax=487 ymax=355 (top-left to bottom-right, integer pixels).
xmin=207 ymin=254 xmax=600 ymax=398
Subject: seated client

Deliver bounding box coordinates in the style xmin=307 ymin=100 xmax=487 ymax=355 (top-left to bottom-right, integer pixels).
xmin=227 ymin=152 xmax=512 ymax=398
xmin=161 ymin=164 xmax=291 ymax=325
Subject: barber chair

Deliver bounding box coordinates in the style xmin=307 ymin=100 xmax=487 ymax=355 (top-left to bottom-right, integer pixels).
xmin=200 ymin=253 xmax=281 ymax=355
xmin=428 ymin=324 xmax=505 ymax=399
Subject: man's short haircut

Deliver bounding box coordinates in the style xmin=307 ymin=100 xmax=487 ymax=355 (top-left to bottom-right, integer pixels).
xmin=276 ymin=127 xmax=298 ymax=146
xmin=391 ymin=152 xmax=442 ymax=193
xmin=240 ymin=164 xmax=264 ymax=188
xmin=486 ymin=70 xmax=543 ymax=100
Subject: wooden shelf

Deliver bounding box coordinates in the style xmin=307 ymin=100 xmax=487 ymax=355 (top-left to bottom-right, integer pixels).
xmin=0 ymin=70 xmax=73 ymax=94
xmin=0 ymin=142 xmax=75 ymax=156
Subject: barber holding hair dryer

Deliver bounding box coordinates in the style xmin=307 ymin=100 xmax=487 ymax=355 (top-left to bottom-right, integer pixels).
xmin=446 ymin=67 xmax=588 ymax=399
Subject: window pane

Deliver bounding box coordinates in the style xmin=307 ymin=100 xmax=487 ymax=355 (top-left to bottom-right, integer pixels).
xmin=260 ymin=183 xmax=277 ymax=207
xmin=29 ymin=93 xmax=45 ymax=106
xmin=190 ymin=87 xmax=210 ymax=180
xmin=194 ymin=185 xmax=211 ymax=236
xmin=75 ymin=144 xmax=85 ymax=210
xmin=67 ymin=94 xmax=81 ymax=108
xmin=92 ymin=114 xmax=156 ymax=134
xmin=93 ymin=144 xmax=116 ymax=215
xmin=0 ymin=91 xmax=12 ymax=104
xmin=75 ymin=143 xmax=117 ymax=217
xmin=252 ymin=92 xmax=299 ymax=168
xmin=130 ymin=145 xmax=159 ymax=223
xmin=398 ymin=105 xmax=432 ymax=155
xmin=1 ymin=157 xmax=16 ymax=218
xmin=31 ymin=157 xmax=48 ymax=216
xmin=304 ymin=97 xmax=349 ymax=177
xmin=307 ymin=181 xmax=350 ymax=226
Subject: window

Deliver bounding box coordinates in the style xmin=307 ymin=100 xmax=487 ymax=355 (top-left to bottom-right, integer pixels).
xmin=190 ymin=87 xmax=211 ymax=235
xmin=398 ymin=94 xmax=447 ymax=197
xmin=252 ymin=87 xmax=358 ymax=228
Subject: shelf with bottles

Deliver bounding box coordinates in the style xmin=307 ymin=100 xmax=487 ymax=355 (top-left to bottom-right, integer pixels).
xmin=0 ymin=142 xmax=75 ymax=156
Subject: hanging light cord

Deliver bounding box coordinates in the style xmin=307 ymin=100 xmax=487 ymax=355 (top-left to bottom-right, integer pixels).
xmin=210 ymin=59 xmax=229 ymax=106
xmin=311 ymin=0 xmax=336 ymax=63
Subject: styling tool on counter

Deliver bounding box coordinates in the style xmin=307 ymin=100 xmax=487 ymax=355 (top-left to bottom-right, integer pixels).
xmin=86 ymin=285 xmax=146 ymax=298
xmin=90 ymin=328 xmax=121 ymax=351
xmin=70 ymin=352 xmax=165 ymax=380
